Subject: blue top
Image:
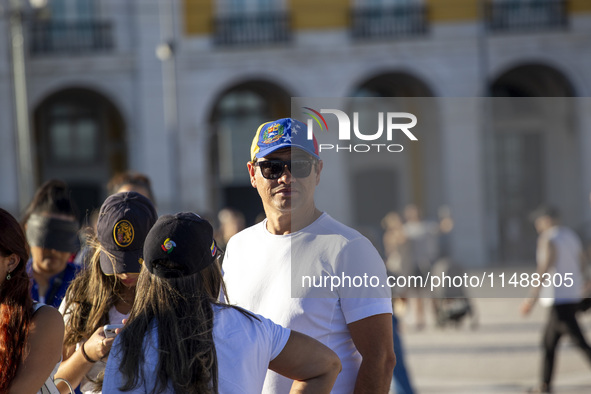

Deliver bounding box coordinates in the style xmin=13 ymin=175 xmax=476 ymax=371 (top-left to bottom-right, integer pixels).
xmin=27 ymin=259 xmax=81 ymax=308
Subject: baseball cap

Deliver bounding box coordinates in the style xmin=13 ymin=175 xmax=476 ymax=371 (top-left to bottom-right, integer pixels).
xmin=250 ymin=118 xmax=320 ymax=161
xmin=143 ymin=212 xmax=218 ymax=279
xmin=96 ymin=191 xmax=157 ymax=275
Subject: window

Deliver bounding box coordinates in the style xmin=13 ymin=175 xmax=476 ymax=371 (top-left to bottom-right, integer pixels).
xmin=30 ymin=0 xmax=113 ymax=54
xmin=351 ymin=0 xmax=428 ymax=40
xmin=486 ymin=0 xmax=568 ymax=32
xmin=213 ymin=0 xmax=291 ymax=46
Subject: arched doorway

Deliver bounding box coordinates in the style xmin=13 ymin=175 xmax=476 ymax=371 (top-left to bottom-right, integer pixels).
xmin=487 ymin=64 xmax=576 ymax=263
xmin=209 ymin=80 xmax=291 ymax=225
xmin=33 ymin=88 xmax=126 ymax=222
xmin=348 ymin=72 xmax=440 ymax=240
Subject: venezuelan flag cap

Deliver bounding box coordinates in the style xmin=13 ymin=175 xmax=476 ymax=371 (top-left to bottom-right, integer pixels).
xmin=250 ymin=118 xmax=320 ymax=161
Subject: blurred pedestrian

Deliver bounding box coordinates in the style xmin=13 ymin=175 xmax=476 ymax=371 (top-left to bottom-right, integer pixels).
xmin=521 ymin=206 xmax=591 ymax=393
xmin=104 ymin=212 xmax=341 ymax=393
xmin=382 ymin=211 xmax=411 ymax=278
xmin=54 ymin=192 xmax=157 ymax=394
xmin=216 ymin=207 xmax=245 ymax=251
xmin=107 ymin=171 xmax=155 ymax=203
xmin=402 ymin=204 xmax=439 ymax=330
xmin=0 ymin=208 xmax=64 ymax=393
xmin=23 ymin=179 xmax=81 ymax=308
xmin=223 ymin=118 xmax=395 ymax=393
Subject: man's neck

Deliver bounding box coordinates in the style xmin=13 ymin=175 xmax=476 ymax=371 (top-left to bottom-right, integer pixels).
xmin=265 ymin=207 xmax=323 ymax=235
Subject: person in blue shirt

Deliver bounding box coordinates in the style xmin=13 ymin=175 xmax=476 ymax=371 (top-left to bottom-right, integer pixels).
xmin=23 ymin=179 xmax=81 ymax=308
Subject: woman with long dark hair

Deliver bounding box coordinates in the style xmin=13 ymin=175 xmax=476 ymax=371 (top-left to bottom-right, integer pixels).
xmin=104 ymin=212 xmax=341 ymax=393
xmin=0 ymin=208 xmax=64 ymax=393
xmin=54 ymin=192 xmax=157 ymax=393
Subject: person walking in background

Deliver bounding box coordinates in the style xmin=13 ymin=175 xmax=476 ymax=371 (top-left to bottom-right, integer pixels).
xmin=521 ymin=206 xmax=591 ymax=393
xmin=0 ymin=208 xmax=64 ymax=393
xmin=223 ymin=118 xmax=395 ymax=393
xmin=104 ymin=212 xmax=341 ymax=393
xmin=382 ymin=211 xmax=411 ymax=279
xmin=216 ymin=207 xmax=246 ymax=251
xmin=23 ymin=180 xmax=81 ymax=308
xmin=54 ymin=192 xmax=157 ymax=394
xmin=107 ymin=171 xmax=156 ymax=203
xmin=402 ymin=204 xmax=439 ymax=330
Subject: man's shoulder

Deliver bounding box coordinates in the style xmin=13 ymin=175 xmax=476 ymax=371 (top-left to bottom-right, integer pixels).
xmin=311 ymin=213 xmax=366 ymax=243
xmin=226 ymin=221 xmax=265 ymax=246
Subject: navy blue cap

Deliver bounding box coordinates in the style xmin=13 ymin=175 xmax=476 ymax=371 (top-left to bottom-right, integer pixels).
xmin=96 ymin=191 xmax=157 ymax=275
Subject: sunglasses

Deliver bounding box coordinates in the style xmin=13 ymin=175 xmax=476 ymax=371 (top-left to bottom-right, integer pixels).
xmin=254 ymin=159 xmax=315 ymax=180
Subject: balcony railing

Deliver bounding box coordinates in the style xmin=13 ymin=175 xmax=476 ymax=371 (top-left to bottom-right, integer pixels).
xmin=486 ymin=0 xmax=568 ymax=32
xmin=213 ymin=12 xmax=291 ymax=47
xmin=30 ymin=20 xmax=114 ymax=55
xmin=351 ymin=4 xmax=428 ymax=40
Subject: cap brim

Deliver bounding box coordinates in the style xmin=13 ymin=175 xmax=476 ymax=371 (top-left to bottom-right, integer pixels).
xmin=100 ymin=248 xmax=143 ymax=275
xmin=255 ymin=144 xmax=320 ymax=160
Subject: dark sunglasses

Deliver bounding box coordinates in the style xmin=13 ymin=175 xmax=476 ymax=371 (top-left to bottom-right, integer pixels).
xmin=254 ymin=160 xmax=315 ymax=180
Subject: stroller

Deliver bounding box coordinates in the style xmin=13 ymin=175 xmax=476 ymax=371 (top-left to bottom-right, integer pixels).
xmin=430 ymin=258 xmax=478 ymax=329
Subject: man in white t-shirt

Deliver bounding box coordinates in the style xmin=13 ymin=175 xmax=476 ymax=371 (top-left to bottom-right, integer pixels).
xmin=521 ymin=206 xmax=591 ymax=393
xmin=223 ymin=118 xmax=395 ymax=394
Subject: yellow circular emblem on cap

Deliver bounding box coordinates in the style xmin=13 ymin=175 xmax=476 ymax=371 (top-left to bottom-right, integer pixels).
xmin=113 ymin=220 xmax=134 ymax=248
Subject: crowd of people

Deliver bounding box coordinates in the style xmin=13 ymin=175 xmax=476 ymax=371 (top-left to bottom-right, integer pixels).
xmin=0 ymin=118 xmax=393 ymax=394
xmin=1 ymin=117 xmax=591 ymax=394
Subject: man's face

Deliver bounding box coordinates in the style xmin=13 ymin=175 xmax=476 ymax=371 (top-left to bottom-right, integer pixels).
xmin=30 ymin=246 xmax=71 ymax=276
xmin=534 ymin=216 xmax=552 ymax=234
xmin=247 ymin=148 xmax=322 ymax=216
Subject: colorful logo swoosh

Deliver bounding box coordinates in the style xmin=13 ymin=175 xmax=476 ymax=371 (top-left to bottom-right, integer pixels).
xmin=302 ymin=107 xmax=328 ymax=132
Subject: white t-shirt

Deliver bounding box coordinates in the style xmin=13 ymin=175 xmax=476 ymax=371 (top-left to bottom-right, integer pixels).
xmin=59 ymin=301 xmax=129 ymax=394
xmin=102 ymin=305 xmax=291 ymax=393
xmin=223 ymin=213 xmax=393 ymax=394
xmin=538 ymin=226 xmax=584 ymax=307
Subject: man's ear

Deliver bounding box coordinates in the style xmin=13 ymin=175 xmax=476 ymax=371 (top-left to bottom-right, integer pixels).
xmin=247 ymin=161 xmax=257 ymax=189
xmin=315 ymin=160 xmax=323 ymax=186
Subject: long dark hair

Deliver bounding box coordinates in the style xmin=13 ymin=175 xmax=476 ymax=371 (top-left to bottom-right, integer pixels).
xmin=117 ymin=252 xmax=254 ymax=394
xmin=62 ymin=238 xmax=133 ymax=390
xmin=22 ymin=179 xmax=77 ymax=225
xmin=0 ymin=208 xmax=32 ymax=391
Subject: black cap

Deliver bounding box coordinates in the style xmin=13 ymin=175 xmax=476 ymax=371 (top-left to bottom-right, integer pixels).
xmin=529 ymin=205 xmax=560 ymax=222
xmin=96 ymin=192 xmax=157 ymax=275
xmin=143 ymin=212 xmax=217 ymax=279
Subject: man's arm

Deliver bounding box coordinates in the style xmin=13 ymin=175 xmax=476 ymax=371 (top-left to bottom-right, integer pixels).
xmin=348 ymin=313 xmax=396 ymax=394
xmin=579 ymin=249 xmax=591 ymax=295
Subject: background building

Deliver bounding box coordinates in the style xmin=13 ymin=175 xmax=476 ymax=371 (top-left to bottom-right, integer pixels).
xmin=1 ymin=0 xmax=591 ymax=267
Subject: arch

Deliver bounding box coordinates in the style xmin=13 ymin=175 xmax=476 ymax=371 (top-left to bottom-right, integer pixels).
xmin=490 ymin=62 xmax=576 ymax=97
xmin=348 ymin=69 xmax=436 ymax=98
xmin=344 ymin=70 xmax=443 ymax=237
xmin=204 ymin=74 xmax=296 ymax=124
xmin=31 ymin=81 xmax=132 ymax=126
xmin=207 ymin=78 xmax=293 ymax=225
xmin=486 ymin=62 xmax=579 ymax=263
xmin=33 ymin=87 xmax=127 ymax=220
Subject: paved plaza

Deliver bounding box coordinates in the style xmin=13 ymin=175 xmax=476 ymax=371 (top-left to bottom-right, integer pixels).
xmin=399 ymin=298 xmax=591 ymax=393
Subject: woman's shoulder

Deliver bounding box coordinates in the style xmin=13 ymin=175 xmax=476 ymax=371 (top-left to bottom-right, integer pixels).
xmin=31 ymin=304 xmax=65 ymax=338
xmin=213 ymin=305 xmax=284 ymax=339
